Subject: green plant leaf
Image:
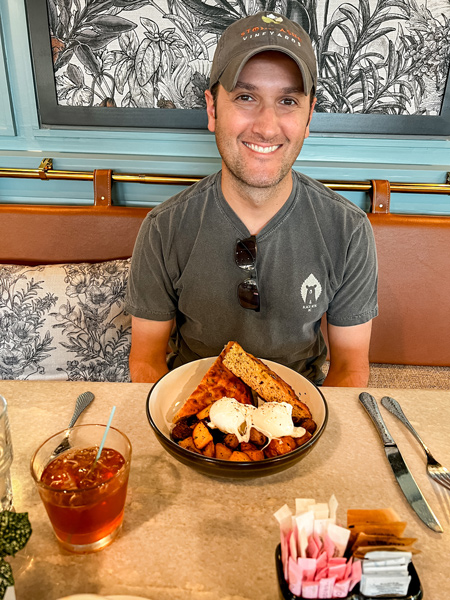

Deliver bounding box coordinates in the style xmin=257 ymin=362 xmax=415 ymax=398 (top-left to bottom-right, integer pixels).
xmin=0 ymin=557 xmax=14 ymax=600
xmin=0 ymin=512 xmax=32 ymax=559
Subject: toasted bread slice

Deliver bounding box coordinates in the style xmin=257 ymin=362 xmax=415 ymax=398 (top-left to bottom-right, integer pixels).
xmin=222 ymin=341 xmax=312 ymax=421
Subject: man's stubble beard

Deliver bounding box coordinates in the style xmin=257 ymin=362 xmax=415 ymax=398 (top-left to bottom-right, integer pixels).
xmin=214 ymin=127 xmax=306 ymax=197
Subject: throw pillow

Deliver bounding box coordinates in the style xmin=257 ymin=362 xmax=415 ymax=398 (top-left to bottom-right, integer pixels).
xmin=0 ymin=259 xmax=131 ymax=381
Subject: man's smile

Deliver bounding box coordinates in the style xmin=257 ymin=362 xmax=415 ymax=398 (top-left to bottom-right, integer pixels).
xmin=243 ymin=142 xmax=282 ymax=154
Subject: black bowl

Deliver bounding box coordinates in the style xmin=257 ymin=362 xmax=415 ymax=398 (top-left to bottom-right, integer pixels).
xmin=275 ymin=544 xmax=423 ymax=600
xmin=146 ymin=357 xmax=328 ymax=479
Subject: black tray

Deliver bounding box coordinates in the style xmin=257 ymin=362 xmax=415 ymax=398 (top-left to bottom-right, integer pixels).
xmin=275 ymin=544 xmax=423 ymax=600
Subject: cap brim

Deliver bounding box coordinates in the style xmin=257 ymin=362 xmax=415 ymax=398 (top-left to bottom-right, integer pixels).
xmin=218 ymin=46 xmax=314 ymax=95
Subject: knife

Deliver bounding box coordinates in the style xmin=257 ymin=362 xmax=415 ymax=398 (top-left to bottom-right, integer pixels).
xmin=359 ymin=392 xmax=443 ymax=533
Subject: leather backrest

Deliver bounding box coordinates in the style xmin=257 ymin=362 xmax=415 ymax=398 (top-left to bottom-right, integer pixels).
xmin=368 ymin=211 xmax=450 ymax=366
xmin=0 ymin=170 xmax=151 ymax=264
xmin=367 ymin=180 xmax=450 ymax=366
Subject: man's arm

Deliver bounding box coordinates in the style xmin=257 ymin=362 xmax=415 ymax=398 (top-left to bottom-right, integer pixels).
xmin=129 ymin=316 xmax=174 ymax=383
xmin=322 ymin=321 xmax=372 ymax=387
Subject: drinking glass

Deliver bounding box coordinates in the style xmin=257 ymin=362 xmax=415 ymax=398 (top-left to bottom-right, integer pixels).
xmin=0 ymin=395 xmax=13 ymax=511
xmin=30 ymin=424 xmax=132 ymax=553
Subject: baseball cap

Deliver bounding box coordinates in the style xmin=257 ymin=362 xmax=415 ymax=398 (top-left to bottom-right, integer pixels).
xmin=209 ymin=11 xmax=317 ymax=95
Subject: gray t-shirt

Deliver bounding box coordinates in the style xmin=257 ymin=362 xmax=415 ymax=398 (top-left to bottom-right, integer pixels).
xmin=125 ymin=170 xmax=378 ymax=384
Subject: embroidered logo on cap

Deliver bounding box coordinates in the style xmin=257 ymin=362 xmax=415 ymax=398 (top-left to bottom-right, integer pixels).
xmin=262 ymin=13 xmax=283 ymax=24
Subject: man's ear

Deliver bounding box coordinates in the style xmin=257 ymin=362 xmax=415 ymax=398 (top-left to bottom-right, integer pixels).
xmin=205 ymin=89 xmax=216 ymax=133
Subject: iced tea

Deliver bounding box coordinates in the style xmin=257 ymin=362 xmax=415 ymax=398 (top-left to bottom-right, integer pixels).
xmin=31 ymin=425 xmax=131 ymax=553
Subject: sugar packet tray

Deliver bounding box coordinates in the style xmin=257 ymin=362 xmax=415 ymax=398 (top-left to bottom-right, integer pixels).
xmin=275 ymin=544 xmax=423 ymax=600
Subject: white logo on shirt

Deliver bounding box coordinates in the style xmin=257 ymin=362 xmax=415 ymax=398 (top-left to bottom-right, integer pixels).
xmin=301 ymin=274 xmax=322 ymax=311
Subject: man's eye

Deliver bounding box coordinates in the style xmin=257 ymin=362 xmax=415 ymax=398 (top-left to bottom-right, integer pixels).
xmin=281 ymin=98 xmax=298 ymax=106
xmin=236 ymin=94 xmax=254 ymax=102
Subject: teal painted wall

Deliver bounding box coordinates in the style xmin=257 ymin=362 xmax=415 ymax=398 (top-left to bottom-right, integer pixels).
xmin=0 ymin=0 xmax=449 ymax=214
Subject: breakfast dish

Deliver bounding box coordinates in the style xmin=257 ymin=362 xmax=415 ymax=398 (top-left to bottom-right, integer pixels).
xmin=170 ymin=342 xmax=317 ymax=462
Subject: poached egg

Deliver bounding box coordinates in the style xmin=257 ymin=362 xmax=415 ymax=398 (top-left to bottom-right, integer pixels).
xmin=208 ymin=397 xmax=306 ymax=443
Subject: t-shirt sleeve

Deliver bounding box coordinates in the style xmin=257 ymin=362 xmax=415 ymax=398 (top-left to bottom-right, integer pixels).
xmin=326 ymin=217 xmax=378 ymax=326
xmin=124 ymin=215 xmax=177 ymax=321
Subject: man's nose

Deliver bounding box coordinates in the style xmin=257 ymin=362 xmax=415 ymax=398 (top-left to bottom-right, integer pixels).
xmin=251 ymin=104 xmax=281 ymax=140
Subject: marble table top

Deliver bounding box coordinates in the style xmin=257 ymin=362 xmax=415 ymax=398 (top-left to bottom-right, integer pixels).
xmin=1 ymin=381 xmax=449 ymax=600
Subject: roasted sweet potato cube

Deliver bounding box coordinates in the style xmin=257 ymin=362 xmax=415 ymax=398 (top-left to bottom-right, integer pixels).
xmin=249 ymin=427 xmax=267 ymax=446
xmin=215 ymin=443 xmax=233 ymax=460
xmin=192 ymin=421 xmax=214 ymax=450
xmin=202 ymin=440 xmax=215 ymax=457
xmin=229 ymin=450 xmax=252 ymax=462
xmin=295 ymin=430 xmax=312 ymax=447
xmin=196 ymin=404 xmax=213 ymax=420
xmin=240 ymin=442 xmax=264 ymax=461
xmin=264 ymin=436 xmax=297 ymax=458
xmin=223 ymin=433 xmax=239 ymax=449
xmin=178 ymin=436 xmax=201 ymax=454
xmin=299 ymin=418 xmax=317 ymax=435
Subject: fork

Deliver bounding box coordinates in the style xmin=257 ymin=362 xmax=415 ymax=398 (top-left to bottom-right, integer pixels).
xmin=50 ymin=391 xmax=95 ymax=459
xmin=381 ymin=396 xmax=450 ymax=491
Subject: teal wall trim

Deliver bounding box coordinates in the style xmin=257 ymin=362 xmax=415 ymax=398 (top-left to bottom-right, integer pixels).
xmin=0 ymin=0 xmax=449 ymax=214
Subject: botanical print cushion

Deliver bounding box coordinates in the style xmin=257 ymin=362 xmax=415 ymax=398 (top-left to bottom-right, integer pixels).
xmin=0 ymin=259 xmax=131 ymax=381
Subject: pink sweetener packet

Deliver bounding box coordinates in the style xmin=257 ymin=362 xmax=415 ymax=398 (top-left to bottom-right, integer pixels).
xmin=332 ymin=577 xmax=351 ymax=598
xmin=349 ymin=559 xmax=362 ymax=591
xmin=288 ymin=556 xmax=303 ymax=597
xmin=289 ymin=526 xmax=298 ymax=561
xmin=316 ymin=550 xmax=328 ymax=574
xmin=328 ymin=561 xmax=347 ymax=580
xmin=281 ymin=531 xmax=289 ymax=581
xmin=315 ymin=567 xmax=328 ymax=581
xmin=323 ymin=533 xmax=335 ymax=559
xmin=344 ymin=556 xmax=353 ymax=579
xmin=306 ymin=534 xmax=320 ymax=559
xmin=301 ymin=580 xmax=320 ymax=599
xmin=297 ymin=557 xmax=317 ymax=581
xmin=329 ymin=557 xmax=347 ymax=565
xmin=318 ymin=576 xmax=337 ymax=598
xmin=313 ymin=531 xmax=322 ymax=552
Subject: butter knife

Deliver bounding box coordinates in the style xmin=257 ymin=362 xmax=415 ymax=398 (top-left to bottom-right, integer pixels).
xmin=359 ymin=392 xmax=443 ymax=533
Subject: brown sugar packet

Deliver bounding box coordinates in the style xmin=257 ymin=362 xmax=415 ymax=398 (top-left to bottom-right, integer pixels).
xmin=348 ymin=522 xmax=407 ymax=546
xmin=351 ymin=533 xmax=417 ymax=554
xmin=347 ymin=508 xmax=401 ymax=527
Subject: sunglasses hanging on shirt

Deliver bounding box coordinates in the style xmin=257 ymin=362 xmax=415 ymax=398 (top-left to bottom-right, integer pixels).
xmin=235 ymin=235 xmax=260 ymax=312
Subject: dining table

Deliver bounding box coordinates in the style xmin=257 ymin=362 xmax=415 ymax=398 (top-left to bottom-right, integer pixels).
xmin=1 ymin=380 xmax=449 ymax=600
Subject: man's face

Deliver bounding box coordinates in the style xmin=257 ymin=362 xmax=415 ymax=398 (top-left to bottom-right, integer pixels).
xmin=205 ymin=51 xmax=316 ymax=192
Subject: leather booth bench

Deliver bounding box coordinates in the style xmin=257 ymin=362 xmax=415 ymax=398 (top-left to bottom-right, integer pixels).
xmin=1 ymin=171 xmax=449 ymax=385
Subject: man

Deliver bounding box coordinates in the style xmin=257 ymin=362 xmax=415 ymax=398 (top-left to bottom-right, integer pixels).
xmin=125 ymin=11 xmax=378 ymax=387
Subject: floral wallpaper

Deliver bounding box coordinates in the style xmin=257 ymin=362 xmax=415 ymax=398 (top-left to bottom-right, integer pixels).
xmin=49 ymin=0 xmax=450 ymax=116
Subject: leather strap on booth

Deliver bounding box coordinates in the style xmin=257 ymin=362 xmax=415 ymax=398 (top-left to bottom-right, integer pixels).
xmin=371 ymin=179 xmax=391 ymax=213
xmin=93 ymin=169 xmax=112 ymax=207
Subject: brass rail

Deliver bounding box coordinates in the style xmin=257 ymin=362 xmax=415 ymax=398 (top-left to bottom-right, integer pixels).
xmin=0 ymin=160 xmax=449 ymax=194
